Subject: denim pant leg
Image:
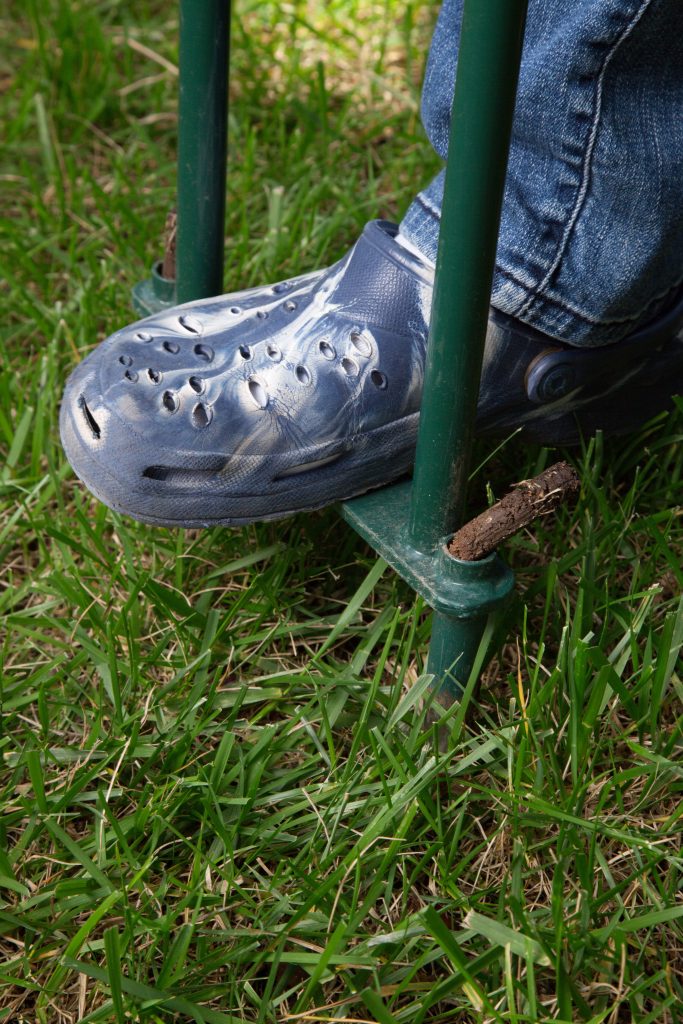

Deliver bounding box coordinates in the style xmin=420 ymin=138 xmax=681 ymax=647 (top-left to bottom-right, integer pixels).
xmin=400 ymin=0 xmax=683 ymax=346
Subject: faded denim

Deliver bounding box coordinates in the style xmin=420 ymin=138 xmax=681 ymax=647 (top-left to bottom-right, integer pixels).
xmin=400 ymin=0 xmax=683 ymax=345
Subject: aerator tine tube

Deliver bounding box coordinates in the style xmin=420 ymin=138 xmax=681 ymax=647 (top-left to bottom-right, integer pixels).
xmin=176 ymin=0 xmax=231 ymax=304
xmin=408 ymin=0 xmax=528 ymax=691
xmin=408 ymin=0 xmax=528 ymax=554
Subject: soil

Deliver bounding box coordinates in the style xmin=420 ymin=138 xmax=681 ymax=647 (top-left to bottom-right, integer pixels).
xmin=448 ymin=461 xmax=580 ymax=561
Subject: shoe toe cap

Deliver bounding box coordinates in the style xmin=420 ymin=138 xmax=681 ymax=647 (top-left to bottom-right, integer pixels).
xmin=59 ymin=225 xmax=434 ymax=525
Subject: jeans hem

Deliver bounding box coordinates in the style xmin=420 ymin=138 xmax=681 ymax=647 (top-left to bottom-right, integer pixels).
xmin=401 ymin=195 xmax=682 ymax=346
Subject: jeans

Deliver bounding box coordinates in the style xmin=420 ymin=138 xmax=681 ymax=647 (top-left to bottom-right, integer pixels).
xmin=400 ymin=0 xmax=683 ymax=346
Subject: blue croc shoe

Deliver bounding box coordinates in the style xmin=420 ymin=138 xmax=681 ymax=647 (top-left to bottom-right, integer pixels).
xmin=60 ymin=221 xmax=683 ymax=527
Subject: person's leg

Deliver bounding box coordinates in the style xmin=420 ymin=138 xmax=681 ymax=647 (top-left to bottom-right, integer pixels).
xmin=60 ymin=0 xmax=683 ymax=526
xmin=401 ymin=0 xmax=683 ymax=345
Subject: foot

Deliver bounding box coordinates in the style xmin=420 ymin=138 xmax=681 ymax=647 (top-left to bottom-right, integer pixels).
xmin=60 ymin=221 xmax=683 ymax=527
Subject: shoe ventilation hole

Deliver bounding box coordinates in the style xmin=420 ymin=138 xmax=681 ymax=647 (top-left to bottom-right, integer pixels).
xmin=194 ymin=343 xmax=214 ymax=362
xmin=147 ymin=368 xmax=162 ymax=384
xmin=230 ymin=306 xmax=241 ymax=315
xmin=188 ymin=375 xmax=204 ymax=394
xmin=283 ymin=300 xmax=297 ymax=312
xmin=162 ymin=390 xmax=178 ymax=412
xmin=79 ymin=396 xmax=100 ymax=439
xmin=135 ymin=331 xmax=153 ymax=343
xmin=124 ymin=369 xmax=138 ymax=382
xmin=256 ymin=310 xmax=268 ymax=320
xmin=248 ymin=378 xmax=268 ymax=409
xmin=371 ymin=369 xmax=388 ymax=390
xmin=239 ymin=344 xmax=252 ymax=360
xmin=295 ymin=364 xmax=311 ymax=385
xmin=143 ymin=459 xmax=227 ymax=482
xmin=178 ymin=314 xmax=202 ymax=334
xmin=319 ymin=340 xmax=336 ymax=360
xmin=341 ymin=357 xmax=359 ymax=376
xmin=267 ymin=343 xmax=282 ymax=361
xmin=163 ymin=340 xmax=180 ymax=354
xmin=274 ymin=450 xmax=344 ymax=480
xmin=119 ymin=354 xmax=133 ymax=366
xmin=350 ymin=329 xmax=372 ymax=357
xmin=192 ymin=402 xmax=212 ymax=428
xmin=272 ymin=282 xmax=290 ymax=294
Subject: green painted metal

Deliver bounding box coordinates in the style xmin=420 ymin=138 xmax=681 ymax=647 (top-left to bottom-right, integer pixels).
xmin=176 ymin=0 xmax=230 ymax=304
xmin=132 ymin=260 xmax=175 ymax=317
xmin=427 ymin=609 xmax=490 ymax=696
xmin=340 ymin=483 xmax=514 ymax=700
xmin=343 ymin=0 xmax=528 ymax=696
xmin=340 ymin=483 xmax=514 ymax=699
xmin=133 ymin=0 xmax=230 ymax=314
xmin=340 ymin=480 xmax=513 ymax=616
xmin=408 ymin=0 xmax=528 ymax=554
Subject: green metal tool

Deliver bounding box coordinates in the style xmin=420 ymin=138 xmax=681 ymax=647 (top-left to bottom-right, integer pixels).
xmin=133 ymin=0 xmax=231 ymax=315
xmin=133 ymin=0 xmax=529 ymax=698
xmin=342 ymin=0 xmax=528 ymax=696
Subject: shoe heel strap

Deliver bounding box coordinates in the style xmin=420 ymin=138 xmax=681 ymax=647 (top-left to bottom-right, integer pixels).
xmin=525 ymin=288 xmax=683 ymax=405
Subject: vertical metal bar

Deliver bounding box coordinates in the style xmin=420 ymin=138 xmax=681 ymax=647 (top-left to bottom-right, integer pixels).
xmin=176 ymin=0 xmax=230 ymax=304
xmin=428 ymin=609 xmax=488 ymax=696
xmin=408 ymin=0 xmax=528 ymax=554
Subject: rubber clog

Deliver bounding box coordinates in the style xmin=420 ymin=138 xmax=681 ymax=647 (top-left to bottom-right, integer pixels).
xmin=60 ymin=221 xmax=683 ymax=526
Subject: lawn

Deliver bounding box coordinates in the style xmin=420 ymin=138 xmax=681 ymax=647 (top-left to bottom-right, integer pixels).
xmin=1 ymin=1 xmax=682 ymax=1021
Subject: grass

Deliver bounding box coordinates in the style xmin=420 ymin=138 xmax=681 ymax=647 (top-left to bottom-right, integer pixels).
xmin=1 ymin=1 xmax=682 ymax=1021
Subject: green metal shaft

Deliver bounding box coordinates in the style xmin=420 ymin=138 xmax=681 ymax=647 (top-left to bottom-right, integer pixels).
xmin=408 ymin=0 xmax=528 ymax=553
xmin=428 ymin=610 xmax=488 ymax=698
xmin=176 ymin=0 xmax=230 ymax=304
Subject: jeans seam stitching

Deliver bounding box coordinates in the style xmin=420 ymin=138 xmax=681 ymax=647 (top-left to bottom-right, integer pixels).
xmin=497 ymin=264 xmax=683 ymax=328
xmin=413 ymin=192 xmax=442 ymax=220
xmin=513 ymin=0 xmax=656 ymax=322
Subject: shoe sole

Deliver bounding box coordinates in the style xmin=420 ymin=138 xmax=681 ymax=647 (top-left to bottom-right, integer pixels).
xmin=60 ymin=395 xmax=420 ymax=526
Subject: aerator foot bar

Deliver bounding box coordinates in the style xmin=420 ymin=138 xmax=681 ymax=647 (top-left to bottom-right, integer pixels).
xmin=340 ymin=481 xmax=514 ymax=700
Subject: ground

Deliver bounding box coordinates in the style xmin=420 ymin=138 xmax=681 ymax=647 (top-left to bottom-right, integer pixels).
xmin=1 ymin=2 xmax=681 ymax=1022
